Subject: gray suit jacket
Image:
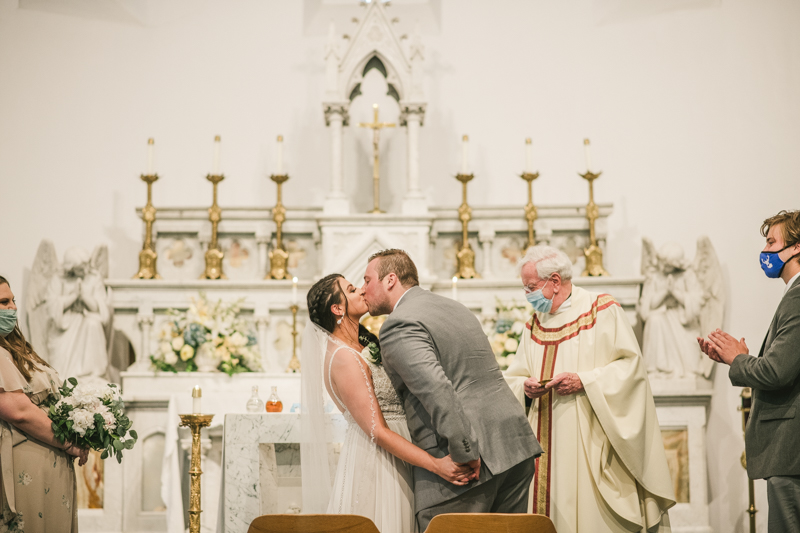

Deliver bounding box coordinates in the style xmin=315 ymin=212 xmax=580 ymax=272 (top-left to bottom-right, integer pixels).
xmin=730 ymin=275 xmax=800 ymax=479
xmin=380 ymin=287 xmax=542 ymax=512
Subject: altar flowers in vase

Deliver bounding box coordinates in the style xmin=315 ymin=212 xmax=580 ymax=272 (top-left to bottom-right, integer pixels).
xmin=150 ymin=293 xmax=262 ymax=376
xmin=46 ymin=378 xmax=137 ymax=463
xmin=484 ymin=298 xmax=532 ymax=370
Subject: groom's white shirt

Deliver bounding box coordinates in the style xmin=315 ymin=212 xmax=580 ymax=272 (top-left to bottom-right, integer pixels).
xmin=393 ymin=287 xmax=411 ymax=311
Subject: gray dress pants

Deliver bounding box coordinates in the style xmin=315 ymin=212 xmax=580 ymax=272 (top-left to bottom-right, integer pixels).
xmin=415 ymin=456 xmax=536 ymax=532
xmin=768 ymin=476 xmax=800 ymax=533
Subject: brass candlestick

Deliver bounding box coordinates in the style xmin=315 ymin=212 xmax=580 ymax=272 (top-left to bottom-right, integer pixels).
xmin=520 ymin=171 xmax=539 ymax=250
xmin=578 ymin=169 xmax=610 ymax=276
xmin=267 ymin=171 xmax=291 ymax=279
xmin=179 ymin=413 xmax=214 ymax=533
xmin=286 ymin=304 xmax=301 ymax=373
xmin=201 ymin=172 xmax=226 ymax=280
xmin=134 ymin=168 xmax=161 ymax=279
xmin=454 ymin=173 xmax=480 ymax=279
xmin=739 ymin=388 xmax=757 ymax=533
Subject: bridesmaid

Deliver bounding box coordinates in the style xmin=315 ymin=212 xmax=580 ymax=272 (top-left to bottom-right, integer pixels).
xmin=0 ymin=275 xmax=88 ymax=533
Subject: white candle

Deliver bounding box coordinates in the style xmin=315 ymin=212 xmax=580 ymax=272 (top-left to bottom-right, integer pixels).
xmin=460 ymin=135 xmax=469 ymax=174
xmin=583 ymin=138 xmax=592 ymax=172
xmin=192 ymin=385 xmax=202 ymax=414
xmin=525 ymin=138 xmax=532 ymax=173
xmin=292 ymin=276 xmax=298 ymax=304
xmin=276 ymin=135 xmax=284 ymax=174
xmin=212 ymin=135 xmax=221 ymax=174
xmin=451 ymin=276 xmax=458 ymax=301
xmin=147 ymin=138 xmax=155 ymax=175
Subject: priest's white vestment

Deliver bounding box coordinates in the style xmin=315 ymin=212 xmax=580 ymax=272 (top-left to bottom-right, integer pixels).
xmin=505 ymin=286 xmax=675 ymax=533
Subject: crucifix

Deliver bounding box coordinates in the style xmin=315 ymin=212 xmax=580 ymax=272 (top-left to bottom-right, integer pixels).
xmin=358 ymin=103 xmax=395 ymax=214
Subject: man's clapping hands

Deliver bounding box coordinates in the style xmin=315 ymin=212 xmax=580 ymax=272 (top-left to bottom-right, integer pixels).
xmin=697 ymin=328 xmax=749 ymax=366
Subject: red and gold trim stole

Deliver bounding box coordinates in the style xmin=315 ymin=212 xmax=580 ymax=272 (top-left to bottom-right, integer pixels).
xmin=525 ymin=294 xmax=619 ymax=516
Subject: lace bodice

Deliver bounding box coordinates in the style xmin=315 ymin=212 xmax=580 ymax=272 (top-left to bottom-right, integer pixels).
xmin=365 ymin=357 xmax=405 ymax=420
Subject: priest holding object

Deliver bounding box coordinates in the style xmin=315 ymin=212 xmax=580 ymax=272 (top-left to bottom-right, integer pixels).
xmin=505 ymin=245 xmax=675 ymax=533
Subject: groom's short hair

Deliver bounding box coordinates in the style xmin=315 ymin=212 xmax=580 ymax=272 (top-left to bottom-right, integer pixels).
xmin=368 ymin=249 xmax=420 ymax=287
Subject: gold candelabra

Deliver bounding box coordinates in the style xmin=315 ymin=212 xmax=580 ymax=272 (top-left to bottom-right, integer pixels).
xmin=286 ymin=304 xmax=301 ymax=373
xmin=267 ymin=169 xmax=291 ymax=280
xmin=202 ymin=162 xmax=226 ymax=280
xmin=134 ymin=158 xmax=161 ymax=279
xmin=179 ymin=413 xmax=214 ymax=533
xmin=454 ymin=172 xmax=480 ymax=279
xmin=578 ymin=165 xmax=609 ymax=277
xmin=739 ymin=388 xmax=757 ymax=533
xmin=520 ymin=169 xmax=540 ymax=251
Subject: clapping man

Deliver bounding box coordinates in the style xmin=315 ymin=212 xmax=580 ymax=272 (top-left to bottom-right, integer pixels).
xmin=698 ymin=210 xmax=800 ymax=533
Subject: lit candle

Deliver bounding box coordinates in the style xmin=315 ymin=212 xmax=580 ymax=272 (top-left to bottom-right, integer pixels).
xmin=192 ymin=385 xmax=202 ymax=414
xmin=212 ymin=135 xmax=221 ymax=174
xmin=583 ymin=138 xmax=592 ymax=172
xmin=292 ymin=276 xmax=298 ymax=304
xmin=147 ymin=138 xmax=155 ymax=175
xmin=525 ymin=138 xmax=532 ymax=173
xmin=451 ymin=276 xmax=458 ymax=301
xmin=276 ymin=135 xmax=284 ymax=174
xmin=460 ymin=135 xmax=469 ymax=174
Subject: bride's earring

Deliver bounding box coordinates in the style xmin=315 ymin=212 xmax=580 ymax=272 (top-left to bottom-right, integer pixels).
xmin=336 ymin=315 xmax=343 ymax=325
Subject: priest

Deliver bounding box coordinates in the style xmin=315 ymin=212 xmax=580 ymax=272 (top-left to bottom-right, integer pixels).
xmin=505 ymin=245 xmax=675 ymax=533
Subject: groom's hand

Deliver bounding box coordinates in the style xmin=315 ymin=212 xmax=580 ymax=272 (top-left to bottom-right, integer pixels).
xmin=465 ymin=458 xmax=481 ymax=481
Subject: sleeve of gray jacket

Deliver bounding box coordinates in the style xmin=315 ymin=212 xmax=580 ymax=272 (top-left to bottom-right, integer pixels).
xmin=381 ymin=319 xmax=480 ymax=464
xmin=730 ymin=292 xmax=800 ymax=390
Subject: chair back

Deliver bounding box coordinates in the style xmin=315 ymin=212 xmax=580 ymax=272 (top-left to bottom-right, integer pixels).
xmin=247 ymin=514 xmax=380 ymax=533
xmin=424 ymin=513 xmax=557 ymax=533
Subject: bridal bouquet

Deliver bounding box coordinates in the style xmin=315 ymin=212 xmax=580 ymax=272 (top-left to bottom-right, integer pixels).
xmin=46 ymin=378 xmax=137 ymax=463
xmin=150 ymin=293 xmax=262 ymax=376
xmin=485 ymin=298 xmax=532 ymax=370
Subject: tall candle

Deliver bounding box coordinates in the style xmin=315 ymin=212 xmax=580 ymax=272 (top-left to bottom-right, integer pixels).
xmin=192 ymin=385 xmax=202 ymax=414
xmin=451 ymin=276 xmax=458 ymax=301
xmin=292 ymin=276 xmax=298 ymax=304
xmin=583 ymin=138 xmax=592 ymax=172
xmin=525 ymin=138 xmax=532 ymax=173
xmin=212 ymin=135 xmax=221 ymax=174
xmin=147 ymin=138 xmax=155 ymax=175
xmin=460 ymin=135 xmax=469 ymax=174
xmin=276 ymin=135 xmax=284 ymax=174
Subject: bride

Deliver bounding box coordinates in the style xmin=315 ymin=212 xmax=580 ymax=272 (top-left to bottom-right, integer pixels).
xmin=300 ymin=274 xmax=472 ymax=533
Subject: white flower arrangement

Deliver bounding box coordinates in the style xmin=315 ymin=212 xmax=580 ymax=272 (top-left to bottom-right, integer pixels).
xmin=483 ymin=298 xmax=533 ymax=370
xmin=150 ymin=292 xmax=262 ymax=376
xmin=46 ymin=378 xmax=137 ymax=463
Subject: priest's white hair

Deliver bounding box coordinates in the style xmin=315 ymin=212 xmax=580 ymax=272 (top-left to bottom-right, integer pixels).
xmin=518 ymin=245 xmax=573 ymax=281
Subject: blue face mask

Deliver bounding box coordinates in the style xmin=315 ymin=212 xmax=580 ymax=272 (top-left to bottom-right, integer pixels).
xmin=525 ymin=280 xmax=553 ymax=314
xmin=0 ymin=309 xmax=17 ymax=337
xmin=760 ymin=245 xmax=799 ymax=279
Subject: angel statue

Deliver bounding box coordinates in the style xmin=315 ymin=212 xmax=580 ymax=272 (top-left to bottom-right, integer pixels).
xmin=25 ymin=240 xmax=111 ymax=381
xmin=637 ymin=237 xmax=725 ymax=380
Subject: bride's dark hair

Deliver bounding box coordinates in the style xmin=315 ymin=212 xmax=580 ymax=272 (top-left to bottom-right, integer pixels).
xmin=307 ymin=273 xmax=379 ymax=346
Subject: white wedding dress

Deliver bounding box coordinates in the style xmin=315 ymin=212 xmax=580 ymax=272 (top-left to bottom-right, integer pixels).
xmin=325 ymin=344 xmax=415 ymax=533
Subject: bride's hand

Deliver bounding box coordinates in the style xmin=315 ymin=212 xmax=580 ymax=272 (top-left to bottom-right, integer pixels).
xmin=435 ymin=455 xmax=472 ymax=485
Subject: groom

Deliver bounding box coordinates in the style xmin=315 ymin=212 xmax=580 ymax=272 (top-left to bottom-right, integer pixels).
xmin=362 ymin=249 xmax=541 ymax=530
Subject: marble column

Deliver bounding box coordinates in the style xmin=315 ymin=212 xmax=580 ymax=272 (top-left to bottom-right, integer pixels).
xmin=323 ymin=103 xmax=350 ymax=215
xmin=479 ymin=229 xmax=495 ymax=279
xmin=401 ymin=103 xmax=428 ymax=215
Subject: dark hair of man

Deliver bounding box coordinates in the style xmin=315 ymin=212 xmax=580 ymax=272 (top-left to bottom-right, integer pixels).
xmin=0 ymin=275 xmax=50 ymax=381
xmin=306 ymin=273 xmax=378 ymax=346
xmin=367 ymin=249 xmax=420 ymax=287
xmin=761 ymin=210 xmax=800 ymax=265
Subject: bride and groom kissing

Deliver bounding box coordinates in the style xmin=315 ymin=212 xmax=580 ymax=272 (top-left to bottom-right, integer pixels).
xmin=300 ymin=249 xmax=542 ymax=533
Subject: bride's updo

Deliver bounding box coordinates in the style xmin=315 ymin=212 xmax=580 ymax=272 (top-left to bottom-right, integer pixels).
xmin=307 ymin=273 xmax=379 ymax=346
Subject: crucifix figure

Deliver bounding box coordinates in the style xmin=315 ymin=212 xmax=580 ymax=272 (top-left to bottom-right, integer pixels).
xmin=358 ymin=103 xmax=395 ymax=213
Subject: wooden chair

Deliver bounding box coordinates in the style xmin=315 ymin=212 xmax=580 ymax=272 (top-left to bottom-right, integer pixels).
xmin=247 ymin=514 xmax=380 ymax=533
xmin=424 ymin=513 xmax=557 ymax=533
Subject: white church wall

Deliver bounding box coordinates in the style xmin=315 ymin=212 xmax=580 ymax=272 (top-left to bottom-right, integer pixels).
xmin=1 ymin=1 xmax=798 ymax=531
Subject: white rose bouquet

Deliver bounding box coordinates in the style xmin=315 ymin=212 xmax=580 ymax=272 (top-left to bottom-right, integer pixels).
xmin=46 ymin=378 xmax=137 ymax=463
